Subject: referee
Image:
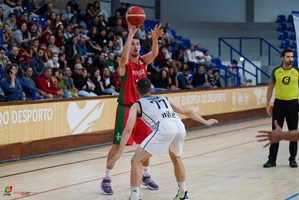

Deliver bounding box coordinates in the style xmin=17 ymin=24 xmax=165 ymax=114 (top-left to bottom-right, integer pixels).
xmin=264 ymin=48 xmax=299 ymax=168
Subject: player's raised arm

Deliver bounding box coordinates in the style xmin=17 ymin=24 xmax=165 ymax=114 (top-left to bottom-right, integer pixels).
xmin=119 ymin=23 xmax=139 ymax=76
xmin=169 ymin=100 xmax=218 ymax=126
xmin=141 ymin=25 xmax=163 ymax=65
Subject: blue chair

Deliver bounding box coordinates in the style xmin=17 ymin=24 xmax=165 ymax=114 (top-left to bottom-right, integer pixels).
xmin=39 ymin=17 xmax=46 ymax=27
xmin=293 ymin=59 xmax=298 ymax=67
xmin=276 ymin=15 xmax=286 ymax=23
xmin=291 ymin=40 xmax=297 ymax=49
xmin=287 ymin=15 xmax=293 ymax=23
xmin=294 ymin=49 xmax=298 ymax=58
xmin=277 ymin=23 xmax=287 ymax=32
xmin=278 ymin=31 xmax=288 ymax=40
xmin=290 ymin=31 xmax=296 ymax=40
xmin=212 ymin=58 xmax=222 ymax=66
xmin=288 ymin=24 xmax=295 ymax=31
xmin=279 ymin=40 xmax=290 ymax=49
xmin=31 ymin=17 xmax=39 ymax=23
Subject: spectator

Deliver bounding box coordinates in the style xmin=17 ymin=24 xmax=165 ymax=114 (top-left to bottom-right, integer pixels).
xmin=177 ymin=66 xmax=193 ymax=90
xmin=22 ymin=67 xmax=49 ymax=100
xmin=64 ymin=5 xmax=74 ymax=24
xmin=65 ymin=36 xmax=79 ymax=65
xmin=72 ymin=63 xmax=97 ymax=97
xmin=229 ymin=59 xmax=246 ymax=86
xmin=54 ymin=29 xmax=65 ymax=50
xmin=16 ymin=11 xmax=28 ymax=28
xmin=8 ymin=45 xmax=23 ymax=78
xmin=66 ymin=0 xmax=80 ymax=15
xmin=29 ymin=47 xmax=45 ymax=80
xmin=48 ymin=35 xmax=60 ymax=54
xmin=0 ymin=84 xmax=6 ymax=102
xmin=100 ymin=66 xmax=117 ymax=95
xmin=30 ymin=38 xmax=39 ymax=58
xmin=84 ymin=56 xmax=94 ymax=74
xmin=62 ymin=66 xmax=78 ymax=97
xmin=1 ymin=63 xmax=24 ymax=102
xmin=93 ymin=1 xmax=109 ymax=22
xmin=185 ymin=44 xmax=198 ymax=72
xmin=12 ymin=22 xmax=31 ymax=46
xmin=153 ymin=68 xmax=170 ymax=92
xmin=89 ymin=67 xmax=105 ymax=95
xmin=40 ymin=24 xmax=52 ymax=44
xmin=58 ymin=52 xmax=67 ymax=69
xmin=154 ymin=46 xmax=168 ymax=68
xmin=63 ymin=24 xmax=73 ymax=44
xmin=202 ymin=49 xmax=216 ymax=68
xmin=110 ymin=66 xmax=122 ymax=93
xmin=172 ymin=45 xmax=185 ymax=69
xmin=18 ymin=41 xmax=31 ymax=67
xmin=168 ymin=66 xmax=179 ymax=90
xmin=87 ymin=26 xmax=101 ymax=54
xmin=5 ymin=12 xmax=17 ymax=32
xmin=93 ymin=14 xmax=107 ymax=31
xmin=93 ymin=52 xmax=107 ymax=72
xmin=0 ymin=47 xmax=9 ymax=71
xmin=51 ymin=68 xmax=71 ymax=98
xmin=213 ymin=69 xmax=222 ymax=88
xmin=104 ymin=52 xmax=115 ymax=73
xmin=0 ymin=6 xmax=4 ymax=26
xmin=45 ymin=52 xmax=60 ymax=68
xmin=3 ymin=23 xmax=12 ymax=46
xmin=77 ymin=34 xmax=88 ymax=58
xmin=136 ymin=24 xmax=146 ymax=45
xmin=192 ymin=65 xmax=211 ymax=89
xmin=35 ymin=67 xmax=64 ymax=99
xmin=28 ymin=22 xmax=38 ymax=39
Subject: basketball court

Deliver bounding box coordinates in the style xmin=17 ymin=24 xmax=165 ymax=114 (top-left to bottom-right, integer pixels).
xmin=1 ymin=117 xmax=299 ymax=200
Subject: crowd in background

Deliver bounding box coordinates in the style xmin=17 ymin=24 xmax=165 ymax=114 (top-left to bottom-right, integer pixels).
xmin=0 ymin=0 xmax=243 ymax=102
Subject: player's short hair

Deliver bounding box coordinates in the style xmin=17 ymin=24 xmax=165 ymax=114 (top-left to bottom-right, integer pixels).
xmin=281 ymin=48 xmax=294 ymax=57
xmin=137 ymin=78 xmax=151 ymax=95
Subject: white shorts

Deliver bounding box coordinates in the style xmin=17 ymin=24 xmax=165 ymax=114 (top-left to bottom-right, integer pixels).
xmin=140 ymin=119 xmax=186 ymax=157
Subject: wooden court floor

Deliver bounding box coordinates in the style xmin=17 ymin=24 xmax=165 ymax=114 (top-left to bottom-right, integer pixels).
xmin=1 ymin=117 xmax=299 ymax=200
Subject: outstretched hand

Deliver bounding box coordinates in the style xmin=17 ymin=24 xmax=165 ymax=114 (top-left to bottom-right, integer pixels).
xmin=206 ymin=119 xmax=219 ymax=126
xmin=150 ymin=24 xmax=163 ymax=40
xmin=256 ymin=120 xmax=282 ymax=148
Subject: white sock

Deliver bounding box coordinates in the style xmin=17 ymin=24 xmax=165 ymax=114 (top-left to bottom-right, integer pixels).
xmin=178 ymin=182 xmax=186 ymax=193
xmin=130 ymin=187 xmax=139 ymax=200
xmin=105 ymin=169 xmax=111 ymax=179
xmin=143 ymin=166 xmax=150 ymax=176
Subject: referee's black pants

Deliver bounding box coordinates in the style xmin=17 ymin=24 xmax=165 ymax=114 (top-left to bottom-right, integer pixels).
xmin=268 ymin=99 xmax=298 ymax=162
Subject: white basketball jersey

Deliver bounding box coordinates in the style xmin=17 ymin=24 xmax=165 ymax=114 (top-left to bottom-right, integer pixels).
xmin=137 ymin=95 xmax=180 ymax=130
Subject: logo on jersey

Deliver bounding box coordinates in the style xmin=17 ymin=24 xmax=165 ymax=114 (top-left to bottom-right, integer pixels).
xmin=67 ymin=100 xmax=105 ymax=134
xmin=132 ymin=69 xmax=145 ymax=76
xmin=138 ymin=60 xmax=144 ymax=65
xmin=282 ymin=76 xmax=291 ymax=85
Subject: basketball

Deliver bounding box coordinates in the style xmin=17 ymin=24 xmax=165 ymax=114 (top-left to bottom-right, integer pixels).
xmin=126 ymin=6 xmax=146 ymax=26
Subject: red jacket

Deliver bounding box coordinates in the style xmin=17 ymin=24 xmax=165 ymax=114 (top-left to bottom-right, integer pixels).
xmin=35 ymin=75 xmax=59 ymax=95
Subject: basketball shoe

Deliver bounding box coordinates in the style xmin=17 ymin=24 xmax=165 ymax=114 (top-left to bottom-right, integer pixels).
xmin=141 ymin=175 xmax=159 ymax=190
xmin=173 ymin=190 xmax=189 ymax=200
xmin=101 ymin=178 xmax=113 ymax=195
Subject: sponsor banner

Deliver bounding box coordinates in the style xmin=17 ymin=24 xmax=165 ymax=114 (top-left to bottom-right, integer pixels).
xmin=165 ymin=86 xmax=268 ymax=118
xmin=0 ymin=99 xmax=118 ymax=145
xmin=0 ymin=87 xmax=267 ymax=145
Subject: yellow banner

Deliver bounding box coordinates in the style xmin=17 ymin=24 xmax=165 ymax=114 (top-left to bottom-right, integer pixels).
xmin=0 ymin=86 xmax=268 ymax=145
